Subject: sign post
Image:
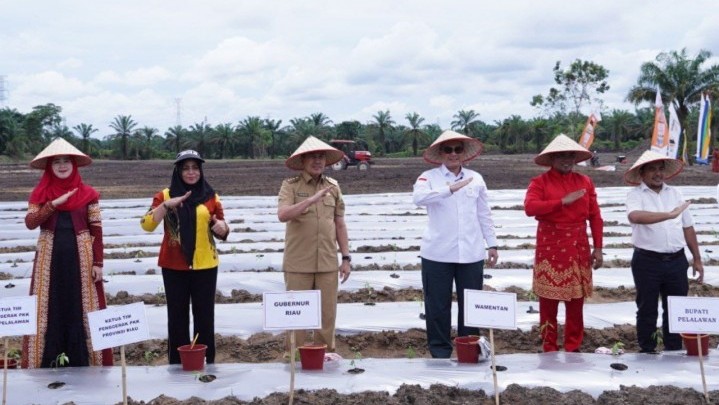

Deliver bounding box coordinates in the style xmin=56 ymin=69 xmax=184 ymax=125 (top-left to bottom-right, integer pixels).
xmin=464 ymin=290 xmax=517 ymax=405
xmin=263 ymin=290 xmax=321 ymax=405
xmin=668 ymin=296 xmax=719 ymax=402
xmin=87 ymin=302 xmax=150 ymax=405
xmin=0 ymin=296 xmax=37 ymax=405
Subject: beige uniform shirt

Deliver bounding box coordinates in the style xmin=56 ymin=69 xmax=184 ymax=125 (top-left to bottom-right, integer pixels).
xmin=279 ymin=172 xmax=345 ymax=273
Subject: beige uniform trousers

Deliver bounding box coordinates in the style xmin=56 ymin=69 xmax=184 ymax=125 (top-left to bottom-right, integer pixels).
xmin=284 ymin=271 xmax=339 ymax=351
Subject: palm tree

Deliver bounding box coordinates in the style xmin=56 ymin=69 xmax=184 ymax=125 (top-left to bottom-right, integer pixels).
xmin=529 ymin=118 xmax=550 ymax=153
xmin=73 ymin=123 xmax=98 ymax=155
xmin=164 ymin=125 xmax=186 ymax=154
xmin=137 ymin=126 xmax=159 ymax=159
xmin=237 ymin=116 xmax=269 ymax=158
xmin=309 ymin=112 xmax=334 ymax=140
xmin=404 ymin=112 xmax=426 ymax=156
xmin=604 ymin=110 xmax=636 ymax=150
xmin=626 ymin=48 xmax=719 ymax=137
xmin=451 ymin=110 xmax=480 ymax=135
xmin=372 ymin=110 xmax=394 ymax=155
xmin=210 ymin=123 xmax=237 ymax=159
xmin=109 ymin=115 xmax=138 ymax=160
xmin=187 ymin=121 xmax=212 ymax=157
xmin=263 ymin=118 xmax=282 ymax=158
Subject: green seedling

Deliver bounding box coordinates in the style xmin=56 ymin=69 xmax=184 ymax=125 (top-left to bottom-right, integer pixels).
xmin=50 ymin=352 xmax=69 ymax=369
xmin=611 ymin=341 xmax=625 ymax=355
xmin=406 ymin=345 xmax=416 ymax=359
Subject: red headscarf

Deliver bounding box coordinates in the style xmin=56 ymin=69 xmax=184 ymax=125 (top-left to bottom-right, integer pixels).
xmin=28 ymin=157 xmax=99 ymax=211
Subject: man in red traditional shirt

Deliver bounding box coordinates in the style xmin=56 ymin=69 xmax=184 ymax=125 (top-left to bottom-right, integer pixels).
xmin=524 ymin=134 xmax=603 ymax=352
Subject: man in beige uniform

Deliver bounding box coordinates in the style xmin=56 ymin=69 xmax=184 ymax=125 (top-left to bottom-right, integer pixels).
xmin=278 ymin=136 xmax=351 ymax=350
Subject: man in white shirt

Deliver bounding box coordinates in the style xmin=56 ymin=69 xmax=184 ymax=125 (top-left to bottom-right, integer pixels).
xmin=412 ymin=130 xmax=498 ymax=358
xmin=625 ymin=150 xmax=704 ymax=353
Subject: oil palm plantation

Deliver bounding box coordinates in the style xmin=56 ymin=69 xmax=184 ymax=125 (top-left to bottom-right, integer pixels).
xmin=626 ymin=48 xmax=719 ymax=134
xmin=451 ymin=110 xmax=480 ymax=136
xmin=109 ymin=115 xmax=138 ymax=160
xmin=404 ymin=112 xmax=426 ymax=156
xmin=372 ymin=110 xmax=394 ymax=155
xmin=73 ymin=123 xmax=98 ymax=155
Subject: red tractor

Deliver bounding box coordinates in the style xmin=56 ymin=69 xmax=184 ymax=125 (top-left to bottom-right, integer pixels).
xmin=329 ymin=140 xmax=373 ymax=171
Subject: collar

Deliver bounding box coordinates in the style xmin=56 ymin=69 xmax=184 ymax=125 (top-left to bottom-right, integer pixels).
xmin=440 ymin=164 xmax=464 ymax=178
xmin=639 ymin=181 xmax=667 ymax=193
xmin=300 ymin=171 xmax=323 ymax=184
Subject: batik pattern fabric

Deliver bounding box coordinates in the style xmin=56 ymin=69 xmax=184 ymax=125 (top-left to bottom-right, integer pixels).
xmin=524 ymin=168 xmax=603 ymax=301
xmin=22 ymin=201 xmax=112 ymax=368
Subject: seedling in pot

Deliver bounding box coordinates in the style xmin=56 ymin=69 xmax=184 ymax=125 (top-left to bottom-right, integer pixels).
xmin=347 ymin=349 xmax=364 ymax=374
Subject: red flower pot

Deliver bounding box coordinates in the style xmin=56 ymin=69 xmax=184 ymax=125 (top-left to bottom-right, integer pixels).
xmin=681 ymin=333 xmax=709 ymax=356
xmin=298 ymin=344 xmax=327 ymax=370
xmin=177 ymin=344 xmax=207 ymax=371
xmin=0 ymin=359 xmax=17 ymax=369
xmin=454 ymin=335 xmax=481 ymax=363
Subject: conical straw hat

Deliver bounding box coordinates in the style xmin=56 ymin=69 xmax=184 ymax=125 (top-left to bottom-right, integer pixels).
xmin=285 ymin=136 xmax=345 ymax=170
xmin=30 ymin=138 xmax=92 ymax=169
xmin=534 ymin=134 xmax=593 ymax=166
xmin=624 ymin=150 xmax=684 ymax=185
xmin=422 ymin=130 xmax=483 ymax=165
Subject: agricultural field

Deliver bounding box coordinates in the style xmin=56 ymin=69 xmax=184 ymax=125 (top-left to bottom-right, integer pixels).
xmin=1 ymin=156 xmax=719 ymax=404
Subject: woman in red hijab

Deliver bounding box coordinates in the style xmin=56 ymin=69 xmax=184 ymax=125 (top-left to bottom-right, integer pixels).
xmin=22 ymin=138 xmax=113 ymax=368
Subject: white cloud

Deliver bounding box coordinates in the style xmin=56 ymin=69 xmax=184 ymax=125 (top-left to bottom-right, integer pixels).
xmin=2 ymin=0 xmax=718 ymax=132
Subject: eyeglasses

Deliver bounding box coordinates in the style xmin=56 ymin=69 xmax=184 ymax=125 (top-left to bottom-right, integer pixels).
xmin=441 ymin=145 xmax=464 ymax=155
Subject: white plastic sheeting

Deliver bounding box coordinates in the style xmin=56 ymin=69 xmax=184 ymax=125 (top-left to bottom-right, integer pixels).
xmin=1 ymin=351 xmax=717 ymax=404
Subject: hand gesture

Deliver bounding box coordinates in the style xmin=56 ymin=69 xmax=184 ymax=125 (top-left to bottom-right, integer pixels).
xmin=561 ymin=189 xmax=586 ymax=206
xmin=450 ymin=177 xmax=473 ymax=194
xmin=211 ymin=214 xmax=229 ymax=236
xmin=309 ymin=186 xmax=333 ymax=205
xmin=51 ymin=188 xmax=78 ymax=207
xmin=164 ymin=191 xmax=192 ymax=209
xmin=669 ymin=201 xmax=690 ymax=219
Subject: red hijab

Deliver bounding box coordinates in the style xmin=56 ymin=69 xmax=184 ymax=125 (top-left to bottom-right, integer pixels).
xmin=28 ymin=156 xmax=99 ymax=211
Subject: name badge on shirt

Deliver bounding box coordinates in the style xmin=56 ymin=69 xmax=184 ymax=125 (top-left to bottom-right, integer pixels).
xmin=297 ymin=192 xmax=309 ymax=197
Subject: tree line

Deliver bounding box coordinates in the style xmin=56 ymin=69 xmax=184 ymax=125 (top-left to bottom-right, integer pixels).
xmin=1 ymin=48 xmax=718 ymax=162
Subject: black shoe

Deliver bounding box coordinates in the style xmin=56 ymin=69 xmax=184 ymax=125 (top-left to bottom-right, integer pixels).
xmin=639 ymin=349 xmax=660 ymax=354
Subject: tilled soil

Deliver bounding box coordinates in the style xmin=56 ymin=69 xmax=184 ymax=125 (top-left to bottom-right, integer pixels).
xmin=4 ymin=154 xmax=719 ymax=404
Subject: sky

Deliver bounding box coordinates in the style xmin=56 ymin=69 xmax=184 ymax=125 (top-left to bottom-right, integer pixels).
xmin=2 ymin=0 xmax=719 ymax=138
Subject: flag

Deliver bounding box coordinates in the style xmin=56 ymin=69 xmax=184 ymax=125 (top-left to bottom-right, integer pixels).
xmin=650 ymin=88 xmax=670 ymax=155
xmin=667 ymin=103 xmax=681 ymax=159
xmin=578 ymin=112 xmax=601 ymax=150
xmin=695 ymin=93 xmax=712 ymax=163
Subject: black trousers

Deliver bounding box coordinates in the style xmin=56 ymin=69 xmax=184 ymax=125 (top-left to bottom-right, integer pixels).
xmin=162 ymin=267 xmax=218 ymax=364
xmin=631 ymin=248 xmax=688 ymax=352
xmin=421 ymin=257 xmax=484 ymax=358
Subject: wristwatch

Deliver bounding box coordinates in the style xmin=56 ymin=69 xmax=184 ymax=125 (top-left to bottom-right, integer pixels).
xmin=341 ymin=255 xmax=352 ymax=262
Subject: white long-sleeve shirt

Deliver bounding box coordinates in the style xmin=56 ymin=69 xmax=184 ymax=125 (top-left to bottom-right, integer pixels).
xmin=412 ymin=164 xmax=497 ymax=263
xmin=626 ymin=182 xmax=693 ymax=253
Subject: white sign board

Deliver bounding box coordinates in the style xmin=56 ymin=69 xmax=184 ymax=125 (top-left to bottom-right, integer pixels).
xmin=464 ymin=290 xmax=517 ymax=330
xmin=0 ymin=296 xmax=37 ymax=336
xmin=263 ymin=290 xmax=321 ymax=331
xmin=668 ymin=296 xmax=719 ymax=334
xmin=87 ymin=302 xmax=150 ymax=351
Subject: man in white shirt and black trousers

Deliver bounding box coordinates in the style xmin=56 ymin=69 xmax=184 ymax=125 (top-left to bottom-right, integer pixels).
xmin=624 ymin=150 xmax=704 ymax=354
xmin=412 ymin=130 xmax=498 ymax=358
